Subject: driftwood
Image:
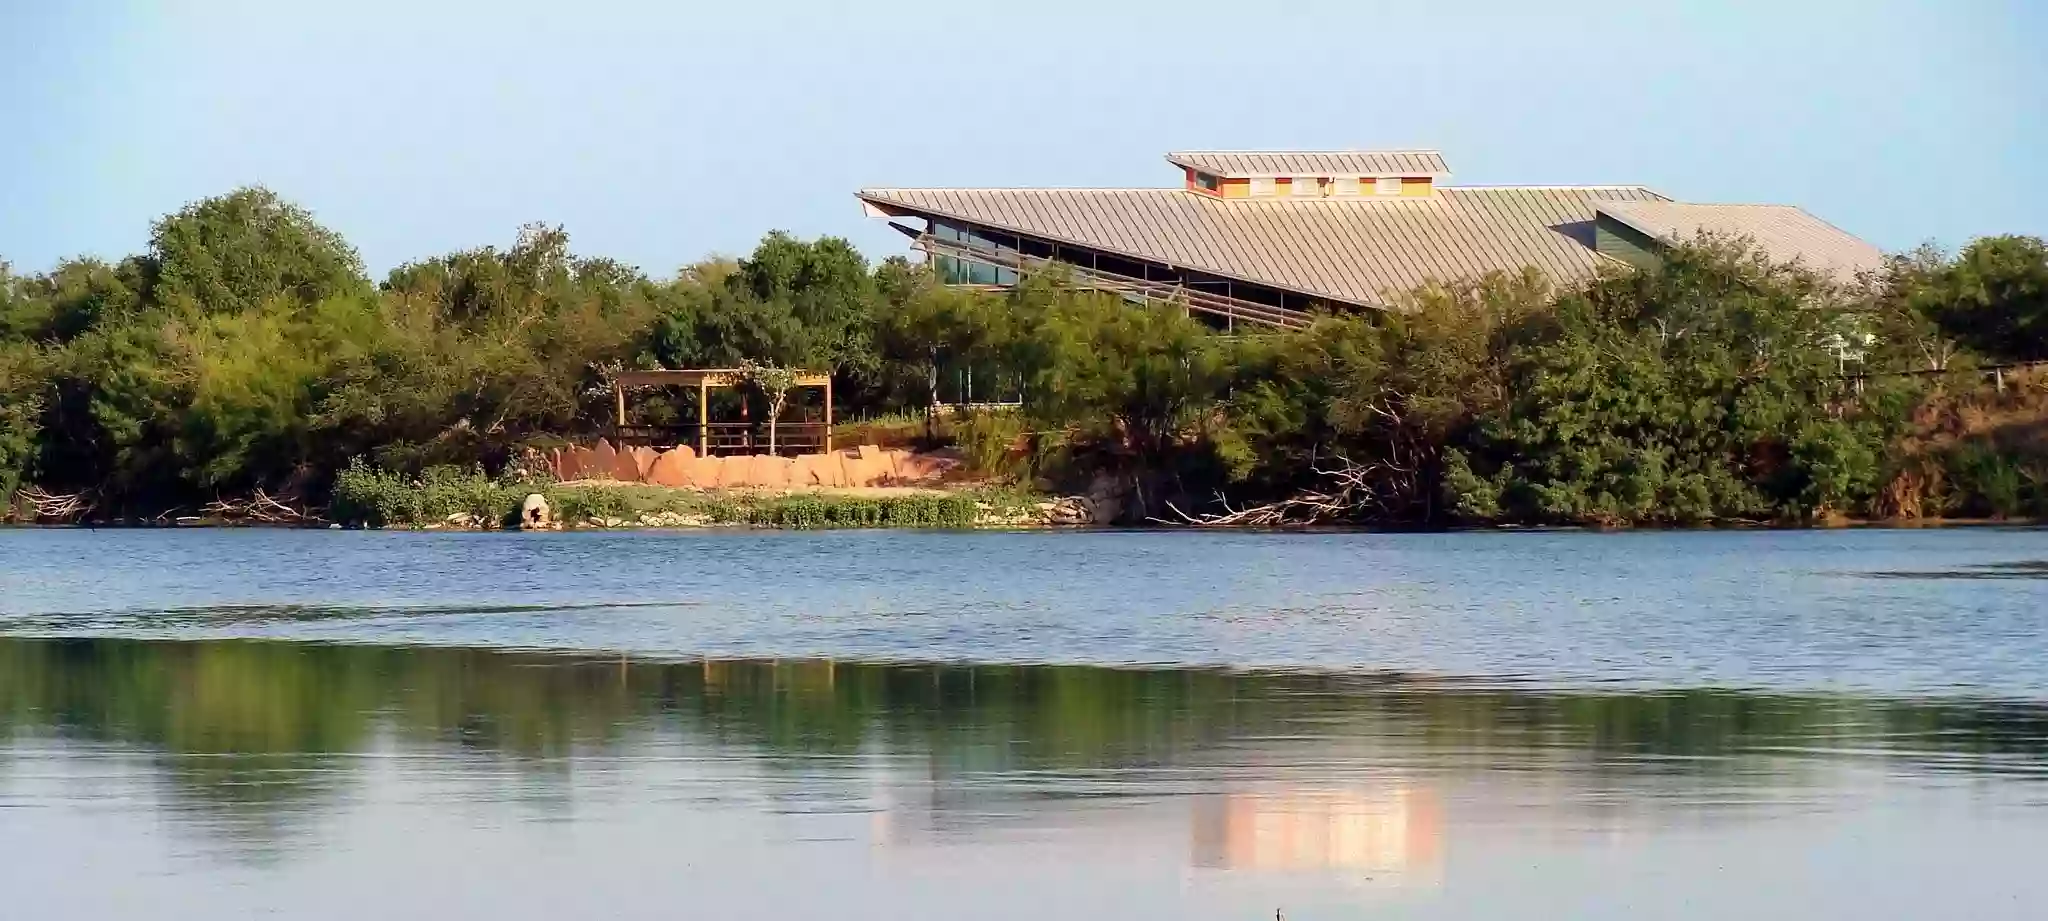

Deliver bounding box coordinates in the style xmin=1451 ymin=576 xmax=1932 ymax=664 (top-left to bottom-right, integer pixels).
xmin=15 ymin=487 xmax=96 ymax=523
xmin=198 ymin=490 xmax=320 ymax=525
xmin=1157 ymin=456 xmax=1405 ymax=527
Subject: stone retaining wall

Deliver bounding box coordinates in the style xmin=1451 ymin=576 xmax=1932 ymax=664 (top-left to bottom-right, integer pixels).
xmin=545 ymin=440 xmax=955 ymax=489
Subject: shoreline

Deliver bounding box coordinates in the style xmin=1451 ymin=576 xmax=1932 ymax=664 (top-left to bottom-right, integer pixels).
xmin=3 ymin=512 xmax=2039 ymax=533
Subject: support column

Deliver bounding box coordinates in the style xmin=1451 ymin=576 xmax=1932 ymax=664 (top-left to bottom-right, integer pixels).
xmin=823 ymin=378 xmax=834 ymax=453
xmin=614 ymin=382 xmax=626 ymax=428
xmin=698 ymin=380 xmax=709 ymax=455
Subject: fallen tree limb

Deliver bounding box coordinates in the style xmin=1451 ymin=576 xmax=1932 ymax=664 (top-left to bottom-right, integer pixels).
xmin=1153 ymin=455 xmax=1407 ymax=527
xmin=15 ymin=487 xmax=96 ymax=523
xmin=198 ymin=490 xmax=323 ymax=525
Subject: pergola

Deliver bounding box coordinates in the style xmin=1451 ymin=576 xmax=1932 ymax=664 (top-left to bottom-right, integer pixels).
xmin=611 ymin=368 xmax=834 ymax=455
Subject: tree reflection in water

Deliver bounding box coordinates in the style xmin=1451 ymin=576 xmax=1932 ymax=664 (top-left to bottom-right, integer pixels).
xmin=3 ymin=635 xmax=2046 ymax=863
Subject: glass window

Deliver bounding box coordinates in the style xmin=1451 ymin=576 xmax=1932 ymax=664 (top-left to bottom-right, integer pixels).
xmin=1376 ymin=176 xmax=1402 ymax=195
xmin=1331 ymin=177 xmax=1360 ymax=197
xmin=1250 ymin=177 xmax=1276 ymax=196
xmin=1292 ymin=177 xmax=1319 ymax=196
xmin=1195 ymin=171 xmax=1221 ymax=192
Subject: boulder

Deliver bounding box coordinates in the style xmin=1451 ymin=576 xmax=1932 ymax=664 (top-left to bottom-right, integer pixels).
xmin=556 ymin=446 xmax=587 ymax=481
xmin=898 ymin=452 xmax=950 ymax=482
xmin=519 ymin=493 xmax=554 ymax=530
xmin=819 ymin=453 xmax=850 ymax=487
xmin=588 ymin=439 xmax=620 ymax=481
xmin=760 ymin=455 xmax=795 ymax=489
xmin=614 ymin=445 xmax=649 ymax=482
xmin=631 ymin=446 xmax=659 ymax=481
xmin=646 ymin=448 xmax=694 ymax=488
xmin=694 ymin=455 xmax=729 ymax=488
xmin=724 ymin=453 xmax=767 ymax=489
xmin=794 ymin=453 xmax=840 ymax=488
xmin=845 ymin=450 xmax=893 ymax=487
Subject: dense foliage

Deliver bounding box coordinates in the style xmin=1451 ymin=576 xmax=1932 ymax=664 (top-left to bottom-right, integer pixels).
xmin=3 ymin=186 xmax=2045 ymax=525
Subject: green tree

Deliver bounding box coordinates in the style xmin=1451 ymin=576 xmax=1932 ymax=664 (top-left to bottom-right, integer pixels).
xmin=1449 ymin=239 xmax=1897 ymax=525
xmin=1921 ymin=235 xmax=2048 ymax=362
xmin=0 ymin=342 xmax=46 ymax=498
xmin=149 ymin=186 xmax=370 ymax=315
xmin=1006 ymin=279 xmax=1239 ymax=513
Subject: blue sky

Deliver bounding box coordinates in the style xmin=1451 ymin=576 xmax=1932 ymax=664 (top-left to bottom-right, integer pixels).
xmin=2 ymin=0 xmax=2042 ymax=276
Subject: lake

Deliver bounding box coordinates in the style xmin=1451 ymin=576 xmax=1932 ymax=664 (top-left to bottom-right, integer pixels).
xmin=3 ymin=527 xmax=2046 ymax=919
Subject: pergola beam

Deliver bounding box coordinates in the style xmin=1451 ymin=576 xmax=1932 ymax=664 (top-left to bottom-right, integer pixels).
xmin=610 ymin=367 xmax=835 ymax=456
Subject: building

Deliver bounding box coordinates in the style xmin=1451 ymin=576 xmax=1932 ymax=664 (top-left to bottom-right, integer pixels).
xmin=856 ymin=150 xmax=1887 ymax=329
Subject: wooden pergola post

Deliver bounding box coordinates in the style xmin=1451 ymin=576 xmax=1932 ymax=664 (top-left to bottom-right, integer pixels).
xmin=609 ymin=368 xmax=831 ymax=458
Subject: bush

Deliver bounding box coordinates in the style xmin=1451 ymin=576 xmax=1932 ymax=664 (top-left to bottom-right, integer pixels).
xmin=330 ymin=459 xmax=418 ymax=528
xmin=1944 ymin=443 xmax=2044 ymax=519
xmin=747 ymin=493 xmax=975 ymax=529
xmin=546 ymin=485 xmax=634 ymax=524
xmin=953 ymin=408 xmax=1026 ymax=476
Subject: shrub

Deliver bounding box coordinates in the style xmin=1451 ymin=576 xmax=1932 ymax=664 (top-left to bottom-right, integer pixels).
xmin=330 ymin=459 xmax=418 ymax=528
xmin=953 ymin=408 xmax=1026 ymax=476
xmin=746 ymin=493 xmax=974 ymax=529
xmin=1944 ymin=443 xmax=2043 ymax=519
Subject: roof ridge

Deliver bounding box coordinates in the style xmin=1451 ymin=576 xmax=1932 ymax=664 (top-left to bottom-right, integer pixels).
xmin=1607 ymin=200 xmax=1812 ymax=209
xmin=861 ymin=187 xmax=1168 ymax=193
xmin=1450 ymin=184 xmax=1660 ymax=191
xmin=864 ymin=185 xmax=1666 ymax=195
xmin=1167 ymin=148 xmax=1443 ymax=154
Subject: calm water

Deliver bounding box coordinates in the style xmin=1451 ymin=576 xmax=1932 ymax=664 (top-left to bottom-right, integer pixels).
xmin=3 ymin=527 xmax=2047 ymax=919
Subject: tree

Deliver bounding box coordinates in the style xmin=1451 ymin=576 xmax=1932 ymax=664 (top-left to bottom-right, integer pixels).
xmin=1005 ymin=279 xmax=1240 ymax=514
xmin=729 ymin=232 xmax=879 ymax=379
xmin=149 ymin=187 xmax=370 ymax=315
xmin=735 ymin=359 xmax=802 ymax=455
xmin=1446 ymin=238 xmax=1901 ymax=525
xmin=1870 ymin=245 xmax=1965 ymax=372
xmin=1922 ymin=236 xmax=2048 ymax=362
xmin=0 ymin=342 xmax=45 ymax=498
xmin=872 ymin=265 xmax=1008 ymax=436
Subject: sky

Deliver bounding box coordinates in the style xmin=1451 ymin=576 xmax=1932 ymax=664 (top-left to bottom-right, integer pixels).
xmin=2 ymin=0 xmax=2042 ymax=277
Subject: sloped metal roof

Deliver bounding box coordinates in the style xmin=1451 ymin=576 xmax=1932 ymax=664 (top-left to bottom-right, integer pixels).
xmin=857 ymin=186 xmax=1669 ymax=307
xmin=1594 ymin=200 xmax=1889 ymax=284
xmin=1166 ymin=150 xmax=1451 ymax=178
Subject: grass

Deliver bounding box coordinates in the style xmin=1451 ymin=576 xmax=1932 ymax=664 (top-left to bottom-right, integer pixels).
xmin=328 ymin=460 xmax=1028 ymax=530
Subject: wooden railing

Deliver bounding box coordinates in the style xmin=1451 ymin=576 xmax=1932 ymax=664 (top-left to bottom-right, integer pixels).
xmin=614 ymin=421 xmax=830 ymax=456
xmin=913 ymin=234 xmax=1314 ymax=330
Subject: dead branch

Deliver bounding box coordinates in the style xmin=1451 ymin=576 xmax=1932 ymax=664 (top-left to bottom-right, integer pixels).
xmin=1153 ymin=454 xmax=1406 ymax=527
xmin=198 ymin=490 xmax=322 ymax=525
xmin=15 ymin=487 xmax=96 ymax=523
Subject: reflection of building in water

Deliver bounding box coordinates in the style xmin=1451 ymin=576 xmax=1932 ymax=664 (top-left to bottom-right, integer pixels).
xmin=1193 ymin=788 xmax=1441 ymax=886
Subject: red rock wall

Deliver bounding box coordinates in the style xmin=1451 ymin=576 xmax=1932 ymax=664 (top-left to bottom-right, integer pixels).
xmin=546 ymin=442 xmax=951 ymax=489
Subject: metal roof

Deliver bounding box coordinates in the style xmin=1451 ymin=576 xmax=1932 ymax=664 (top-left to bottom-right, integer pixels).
xmin=857 ymin=185 xmax=1669 ymax=307
xmin=1166 ymin=150 xmax=1451 ymax=179
xmin=1594 ymin=200 xmax=1888 ymax=284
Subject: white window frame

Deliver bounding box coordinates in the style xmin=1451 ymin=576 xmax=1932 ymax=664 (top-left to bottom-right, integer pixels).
xmin=1331 ymin=177 xmax=1360 ymax=197
xmin=1249 ymin=177 xmax=1276 ymax=197
xmin=1376 ymin=176 xmax=1402 ymax=196
xmin=1291 ymin=176 xmax=1319 ymax=197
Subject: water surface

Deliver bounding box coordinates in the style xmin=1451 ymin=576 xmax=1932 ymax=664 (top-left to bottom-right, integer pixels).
xmin=2 ymin=528 xmax=2046 ymax=919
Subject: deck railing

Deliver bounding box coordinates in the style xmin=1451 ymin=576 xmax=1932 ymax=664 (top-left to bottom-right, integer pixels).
xmin=913 ymin=234 xmax=1314 ymax=330
xmin=613 ymin=421 xmax=830 ymax=456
